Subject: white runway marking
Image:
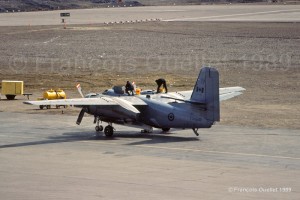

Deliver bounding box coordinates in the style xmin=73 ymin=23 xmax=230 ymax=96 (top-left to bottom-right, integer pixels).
xmin=5 ymin=27 xmax=60 ymax=35
xmin=43 ymin=36 xmax=61 ymax=44
xmin=148 ymin=10 xmax=186 ymax=12
xmin=81 ymin=141 xmax=300 ymax=161
xmin=164 ymin=8 xmax=300 ymax=21
xmin=136 ymin=145 xmax=300 ymax=161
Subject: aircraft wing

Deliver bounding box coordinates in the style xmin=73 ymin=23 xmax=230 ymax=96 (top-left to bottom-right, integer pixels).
xmin=169 ymin=86 xmax=245 ymax=101
xmin=24 ymin=96 xmax=148 ymax=114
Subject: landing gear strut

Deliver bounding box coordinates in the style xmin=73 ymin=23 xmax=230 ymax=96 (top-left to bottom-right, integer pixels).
xmin=93 ymin=117 xmax=114 ymax=137
xmin=162 ymin=128 xmax=170 ymax=132
xmin=192 ymin=128 xmax=199 ymax=136
xmin=94 ymin=116 xmax=103 ymax=137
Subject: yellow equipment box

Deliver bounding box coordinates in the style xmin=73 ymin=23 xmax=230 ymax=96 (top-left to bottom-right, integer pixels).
xmin=38 ymin=89 xmax=67 ymax=109
xmin=1 ymin=80 xmax=24 ymax=100
xmin=43 ymin=89 xmax=66 ymax=100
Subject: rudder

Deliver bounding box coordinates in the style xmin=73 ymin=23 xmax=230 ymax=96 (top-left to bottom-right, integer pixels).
xmin=190 ymin=67 xmax=220 ymax=122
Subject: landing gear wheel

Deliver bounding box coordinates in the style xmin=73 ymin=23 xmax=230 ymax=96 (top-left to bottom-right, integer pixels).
xmin=162 ymin=128 xmax=170 ymax=132
xmin=104 ymin=125 xmax=114 ymax=137
xmin=95 ymin=125 xmax=103 ymax=132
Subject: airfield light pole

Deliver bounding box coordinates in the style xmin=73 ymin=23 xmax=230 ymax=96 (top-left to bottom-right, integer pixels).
xmin=60 ymin=12 xmax=70 ymax=29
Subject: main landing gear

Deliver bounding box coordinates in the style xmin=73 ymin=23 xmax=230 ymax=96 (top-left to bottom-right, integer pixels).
xmin=104 ymin=125 xmax=114 ymax=137
xmin=94 ymin=117 xmax=114 ymax=137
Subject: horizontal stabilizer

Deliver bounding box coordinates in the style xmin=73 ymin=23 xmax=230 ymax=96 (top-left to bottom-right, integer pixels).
xmin=220 ymin=92 xmax=243 ymax=101
xmin=220 ymin=86 xmax=245 ymax=95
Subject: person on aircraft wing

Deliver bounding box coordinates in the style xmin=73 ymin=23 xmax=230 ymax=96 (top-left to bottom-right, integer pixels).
xmin=125 ymin=81 xmax=134 ymax=96
xmin=155 ymin=78 xmax=168 ymax=93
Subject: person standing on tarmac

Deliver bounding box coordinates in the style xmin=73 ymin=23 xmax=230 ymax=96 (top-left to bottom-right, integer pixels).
xmin=155 ymin=78 xmax=168 ymax=93
xmin=125 ymin=81 xmax=134 ymax=96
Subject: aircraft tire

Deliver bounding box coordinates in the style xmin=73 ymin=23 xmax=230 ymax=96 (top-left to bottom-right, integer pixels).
xmin=162 ymin=128 xmax=170 ymax=132
xmin=95 ymin=125 xmax=103 ymax=132
xmin=104 ymin=125 xmax=114 ymax=137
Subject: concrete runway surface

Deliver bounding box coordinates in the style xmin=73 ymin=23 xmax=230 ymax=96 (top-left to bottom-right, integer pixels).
xmin=0 ymin=112 xmax=299 ymax=199
xmin=0 ymin=4 xmax=300 ymax=26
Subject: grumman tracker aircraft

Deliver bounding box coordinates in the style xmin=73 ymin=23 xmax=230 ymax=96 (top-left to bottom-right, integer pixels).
xmin=24 ymin=67 xmax=245 ymax=137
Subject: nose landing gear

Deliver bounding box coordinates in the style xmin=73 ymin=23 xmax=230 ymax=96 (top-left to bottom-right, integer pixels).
xmin=95 ymin=125 xmax=103 ymax=132
xmin=94 ymin=116 xmax=114 ymax=137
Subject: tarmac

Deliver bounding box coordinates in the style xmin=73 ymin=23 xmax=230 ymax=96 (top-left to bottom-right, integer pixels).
xmin=0 ymin=4 xmax=299 ymax=26
xmin=0 ymin=4 xmax=299 ymax=200
xmin=0 ymin=112 xmax=299 ymax=199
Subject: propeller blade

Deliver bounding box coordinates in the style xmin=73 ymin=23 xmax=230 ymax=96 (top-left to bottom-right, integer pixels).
xmin=76 ymin=108 xmax=85 ymax=125
xmin=76 ymin=83 xmax=84 ymax=98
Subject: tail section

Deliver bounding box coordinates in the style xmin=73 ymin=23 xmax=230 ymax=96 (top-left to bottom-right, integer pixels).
xmin=190 ymin=67 xmax=220 ymax=122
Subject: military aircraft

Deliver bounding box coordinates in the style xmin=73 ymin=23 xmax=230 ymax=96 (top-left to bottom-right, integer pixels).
xmin=24 ymin=67 xmax=245 ymax=137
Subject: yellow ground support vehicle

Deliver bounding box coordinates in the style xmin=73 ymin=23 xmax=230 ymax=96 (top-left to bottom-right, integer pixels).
xmin=1 ymin=80 xmax=23 ymax=100
xmin=38 ymin=89 xmax=67 ymax=109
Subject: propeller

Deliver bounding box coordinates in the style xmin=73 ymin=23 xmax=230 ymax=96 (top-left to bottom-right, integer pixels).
xmin=76 ymin=83 xmax=84 ymax=98
xmin=76 ymin=107 xmax=87 ymax=125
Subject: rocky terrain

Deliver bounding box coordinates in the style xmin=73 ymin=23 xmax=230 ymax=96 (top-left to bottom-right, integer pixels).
xmin=0 ymin=21 xmax=299 ymax=129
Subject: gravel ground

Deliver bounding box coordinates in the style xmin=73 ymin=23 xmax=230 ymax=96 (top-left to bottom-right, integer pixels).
xmin=0 ymin=21 xmax=299 ymax=129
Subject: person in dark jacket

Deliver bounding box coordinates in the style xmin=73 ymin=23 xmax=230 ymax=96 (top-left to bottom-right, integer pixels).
xmin=125 ymin=81 xmax=134 ymax=96
xmin=155 ymin=78 xmax=168 ymax=93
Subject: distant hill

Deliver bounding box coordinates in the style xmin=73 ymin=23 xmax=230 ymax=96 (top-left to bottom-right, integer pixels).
xmin=0 ymin=0 xmax=290 ymax=13
xmin=138 ymin=0 xmax=268 ymax=6
xmin=0 ymin=0 xmax=143 ymax=12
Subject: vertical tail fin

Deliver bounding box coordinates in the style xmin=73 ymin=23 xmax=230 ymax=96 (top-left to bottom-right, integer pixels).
xmin=190 ymin=67 xmax=220 ymax=122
